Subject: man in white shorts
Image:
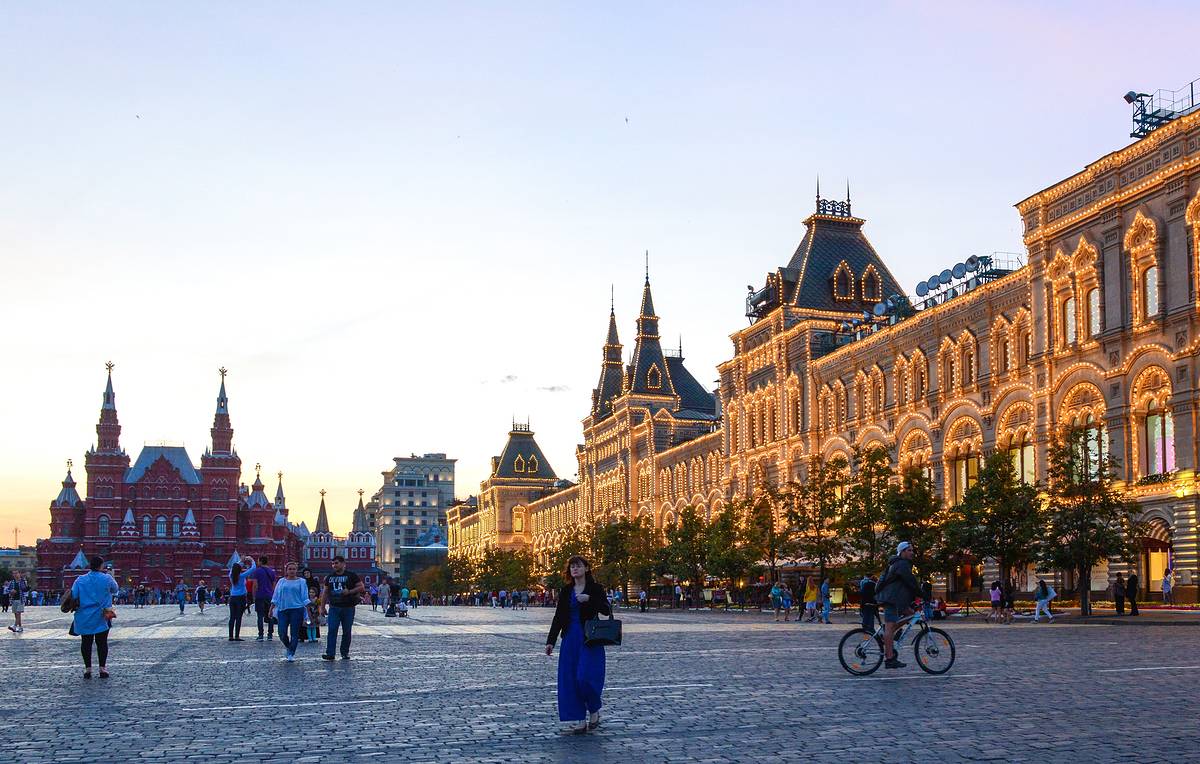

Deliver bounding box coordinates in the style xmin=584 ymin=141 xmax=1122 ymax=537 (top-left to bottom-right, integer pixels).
xmin=6 ymin=571 xmax=29 ymax=633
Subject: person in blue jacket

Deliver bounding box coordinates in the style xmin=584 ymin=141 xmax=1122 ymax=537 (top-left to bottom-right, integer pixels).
xmin=71 ymin=555 xmax=119 ymax=679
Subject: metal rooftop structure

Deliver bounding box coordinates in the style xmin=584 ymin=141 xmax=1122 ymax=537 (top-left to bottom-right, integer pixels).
xmin=1126 ymin=75 xmax=1200 ymax=139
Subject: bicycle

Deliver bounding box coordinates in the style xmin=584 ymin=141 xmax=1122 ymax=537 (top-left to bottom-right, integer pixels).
xmin=838 ymin=604 xmax=955 ymax=676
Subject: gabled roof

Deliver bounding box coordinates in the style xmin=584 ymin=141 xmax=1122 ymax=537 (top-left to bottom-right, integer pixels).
xmin=125 ymin=446 xmax=202 ymax=485
xmin=493 ymin=426 xmax=557 ymax=480
xmin=245 ymin=476 xmax=271 ymax=509
xmin=67 ymin=549 xmax=89 ymax=570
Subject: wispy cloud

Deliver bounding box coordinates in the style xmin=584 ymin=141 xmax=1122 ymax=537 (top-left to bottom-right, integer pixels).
xmin=500 ymin=375 xmax=518 ymax=384
xmin=537 ymin=384 xmax=570 ymax=393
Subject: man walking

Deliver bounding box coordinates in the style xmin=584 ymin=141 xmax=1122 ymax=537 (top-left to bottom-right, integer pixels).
xmin=1113 ymin=573 xmax=1125 ymax=616
xmin=320 ymin=555 xmax=364 ymax=660
xmin=1126 ymin=571 xmax=1139 ymax=616
xmin=858 ymin=574 xmax=878 ymax=632
xmin=638 ymin=588 xmax=647 ymax=612
xmin=249 ymin=555 xmax=278 ymax=641
xmin=674 ymin=583 xmax=682 ymax=609
xmin=5 ymin=571 xmax=30 ymax=633
xmin=1163 ymin=569 xmax=1174 ymax=604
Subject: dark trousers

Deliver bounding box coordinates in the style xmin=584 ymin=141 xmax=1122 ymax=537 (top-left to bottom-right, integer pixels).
xmin=326 ymin=606 xmax=355 ymax=657
xmin=81 ymin=631 xmax=109 ymax=668
xmin=1128 ymin=593 xmax=1138 ymax=615
xmin=1115 ymin=594 xmax=1125 ymax=615
xmin=860 ymin=604 xmax=878 ymax=632
xmin=277 ymin=607 xmax=304 ymax=654
xmin=228 ymin=595 xmax=246 ymax=638
xmin=255 ymin=597 xmax=274 ymax=637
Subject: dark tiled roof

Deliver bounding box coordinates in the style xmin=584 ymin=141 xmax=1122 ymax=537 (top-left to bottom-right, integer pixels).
xmin=784 ymin=214 xmax=903 ymax=315
xmin=493 ymin=429 xmax=557 ymax=480
xmin=125 ymin=446 xmax=202 ymax=485
xmin=665 ymin=357 xmax=716 ymax=414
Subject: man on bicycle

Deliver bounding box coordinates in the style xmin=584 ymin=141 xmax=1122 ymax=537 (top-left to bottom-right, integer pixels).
xmin=875 ymin=541 xmax=920 ymax=669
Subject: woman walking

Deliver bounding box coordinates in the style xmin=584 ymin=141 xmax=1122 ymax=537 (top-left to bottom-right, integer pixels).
xmin=987 ymin=581 xmax=1002 ymax=623
xmin=1032 ymin=578 xmax=1056 ymax=623
xmin=780 ymin=582 xmax=794 ymax=622
xmin=770 ymin=582 xmax=782 ymax=622
xmin=71 ymin=555 xmax=118 ymax=679
xmin=803 ymin=577 xmax=819 ymax=622
xmin=227 ymin=557 xmax=255 ymax=641
xmin=545 ymin=555 xmax=611 ymax=735
xmin=269 ymin=562 xmax=310 ymax=662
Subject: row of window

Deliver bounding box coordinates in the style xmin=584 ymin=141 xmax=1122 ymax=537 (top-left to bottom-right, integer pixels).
xmin=95 ymin=515 xmax=230 ymax=538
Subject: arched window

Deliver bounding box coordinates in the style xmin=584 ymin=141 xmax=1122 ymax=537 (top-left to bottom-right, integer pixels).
xmin=142 ymin=515 xmax=151 ymax=537
xmin=647 ymin=364 xmax=661 ymax=389
xmin=1143 ymin=266 xmax=1159 ymax=318
xmin=1006 ymin=433 xmax=1035 ymax=485
xmin=962 ymin=348 xmax=974 ymax=385
xmin=1073 ymin=413 xmax=1105 ymax=480
xmin=1145 ymin=406 xmax=1175 ymax=476
xmin=1062 ymin=296 xmax=1077 ymax=346
xmin=949 ymin=448 xmax=980 ymax=504
xmin=914 ymin=361 xmax=926 ymax=398
xmin=213 ymin=516 xmax=226 ymax=538
xmin=834 ymin=266 xmax=852 ymax=299
xmin=156 ymin=516 xmax=167 ymax=537
xmin=97 ymin=515 xmax=110 ymax=537
xmin=862 ymin=269 xmax=881 ymax=301
xmin=1086 ymin=288 xmax=1101 ymax=338
xmin=171 ymin=516 xmax=181 ymax=537
xmin=998 ymin=339 xmax=1009 ymax=374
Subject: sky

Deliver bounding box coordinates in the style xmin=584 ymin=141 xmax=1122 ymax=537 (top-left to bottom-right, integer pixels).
xmin=2 ymin=2 xmax=1197 ymax=544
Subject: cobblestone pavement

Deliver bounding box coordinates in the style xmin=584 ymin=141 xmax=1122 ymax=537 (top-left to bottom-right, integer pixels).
xmin=2 ymin=603 xmax=1195 ymax=763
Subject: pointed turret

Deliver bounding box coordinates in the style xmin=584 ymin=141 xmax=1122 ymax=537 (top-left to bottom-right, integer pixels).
xmin=246 ymin=466 xmax=271 ymax=509
xmin=117 ymin=508 xmax=139 ymax=538
xmin=67 ymin=548 xmax=89 ymax=570
xmin=274 ymin=472 xmax=286 ymax=510
xmin=352 ymin=490 xmax=369 ymax=533
xmin=53 ymin=465 xmax=83 ymax=508
xmin=626 ymin=270 xmax=675 ymax=400
xmin=274 ymin=509 xmax=287 ymax=526
xmin=95 ymin=362 xmax=122 ymax=453
xmin=180 ymin=508 xmax=200 ymax=538
xmin=314 ymin=491 xmax=331 ymax=534
xmin=226 ymin=550 xmax=242 ymax=569
xmin=210 ymin=367 xmax=234 ymax=454
xmin=591 ymin=303 xmax=625 ymax=421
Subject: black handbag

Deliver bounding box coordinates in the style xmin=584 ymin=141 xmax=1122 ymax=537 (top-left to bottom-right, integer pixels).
xmin=584 ymin=612 xmax=622 ymax=647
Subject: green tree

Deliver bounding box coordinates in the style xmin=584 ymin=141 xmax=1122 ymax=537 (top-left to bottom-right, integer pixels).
xmin=789 ymin=458 xmax=846 ymax=579
xmin=1039 ymin=431 xmax=1144 ymax=616
xmin=594 ymin=516 xmax=660 ymax=595
xmin=840 ymin=446 xmax=893 ymax=576
xmin=659 ymin=505 xmax=709 ymax=606
xmin=945 ymin=451 xmax=1042 ymax=588
xmin=743 ymin=486 xmax=799 ymax=584
xmin=887 ymin=466 xmax=954 ymax=577
xmin=477 ymin=547 xmax=537 ymax=592
xmin=445 ymin=553 xmax=477 ymax=593
xmin=410 ymin=564 xmax=447 ymax=597
xmin=544 ymin=525 xmax=595 ymax=589
xmin=706 ymin=501 xmax=756 ymax=586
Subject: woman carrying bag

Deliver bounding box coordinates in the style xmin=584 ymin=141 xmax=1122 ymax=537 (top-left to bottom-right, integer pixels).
xmin=71 ymin=555 xmax=119 ymax=679
xmin=545 ymin=555 xmax=611 ymax=734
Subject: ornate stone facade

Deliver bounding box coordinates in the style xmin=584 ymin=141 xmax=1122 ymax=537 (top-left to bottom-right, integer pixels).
xmin=448 ymin=108 xmax=1200 ymax=601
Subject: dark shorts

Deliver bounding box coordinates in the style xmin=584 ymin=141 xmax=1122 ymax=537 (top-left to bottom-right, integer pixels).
xmin=990 ymin=601 xmax=1001 ymax=610
xmin=882 ymin=603 xmax=902 ymax=623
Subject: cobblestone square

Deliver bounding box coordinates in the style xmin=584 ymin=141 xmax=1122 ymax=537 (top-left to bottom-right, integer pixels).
xmin=3 ymin=603 xmax=1195 ymax=763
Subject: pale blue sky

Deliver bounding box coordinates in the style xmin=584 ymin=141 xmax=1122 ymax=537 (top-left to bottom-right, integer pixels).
xmin=2 ymin=2 xmax=1196 ymax=541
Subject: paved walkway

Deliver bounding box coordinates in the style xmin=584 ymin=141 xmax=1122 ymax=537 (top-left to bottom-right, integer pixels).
xmin=2 ymin=604 xmax=1195 ymax=762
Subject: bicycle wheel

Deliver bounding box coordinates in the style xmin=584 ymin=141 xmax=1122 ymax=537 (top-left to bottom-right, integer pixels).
xmin=913 ymin=627 xmax=955 ymax=674
xmin=838 ymin=628 xmax=884 ymax=675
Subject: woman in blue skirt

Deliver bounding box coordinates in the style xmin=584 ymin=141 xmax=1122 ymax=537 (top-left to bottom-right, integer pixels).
xmin=545 ymin=555 xmax=611 ymax=734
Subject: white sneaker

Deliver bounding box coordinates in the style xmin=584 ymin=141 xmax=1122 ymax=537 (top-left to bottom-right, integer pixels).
xmin=286 ymin=653 xmax=295 ymax=662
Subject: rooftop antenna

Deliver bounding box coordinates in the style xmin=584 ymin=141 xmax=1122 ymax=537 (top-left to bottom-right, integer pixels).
xmin=610 ymin=284 xmax=614 ymax=313
xmin=644 ymin=250 xmax=650 ymax=283
xmin=846 ymin=179 xmax=851 ymax=204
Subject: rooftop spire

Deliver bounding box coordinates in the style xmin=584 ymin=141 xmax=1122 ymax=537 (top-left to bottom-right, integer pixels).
xmin=95 ymin=363 xmax=122 ymax=452
xmin=275 ymin=471 xmax=286 ymax=506
xmin=314 ymin=490 xmax=330 ymax=534
xmin=210 ymin=367 xmax=234 ymax=454
xmin=352 ymin=489 xmax=369 ymax=533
